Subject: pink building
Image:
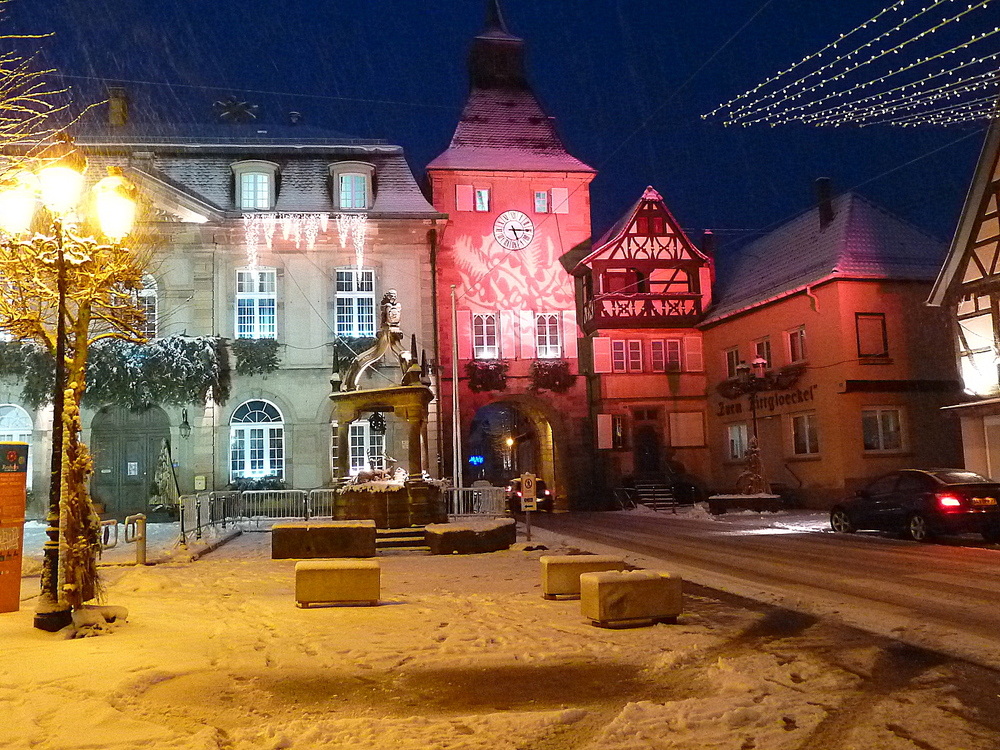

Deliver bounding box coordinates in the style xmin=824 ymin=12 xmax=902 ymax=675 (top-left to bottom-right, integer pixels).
xmin=426 ymin=2 xmax=595 ymax=506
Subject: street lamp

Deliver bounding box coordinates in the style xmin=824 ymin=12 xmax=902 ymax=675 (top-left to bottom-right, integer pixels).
xmin=0 ymin=133 xmax=138 ymax=631
xmin=734 ymin=357 xmax=770 ymax=495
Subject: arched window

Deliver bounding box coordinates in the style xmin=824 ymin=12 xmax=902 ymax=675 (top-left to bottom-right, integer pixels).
xmin=137 ymin=274 xmax=158 ymax=339
xmin=0 ymin=404 xmax=33 ymax=489
xmin=232 ymin=160 xmax=279 ymax=211
xmin=229 ymin=399 xmax=284 ymax=481
xmin=330 ymin=161 xmax=375 ymax=210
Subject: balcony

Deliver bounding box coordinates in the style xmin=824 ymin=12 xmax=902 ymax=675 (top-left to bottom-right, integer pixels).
xmin=582 ymin=293 xmax=703 ymax=333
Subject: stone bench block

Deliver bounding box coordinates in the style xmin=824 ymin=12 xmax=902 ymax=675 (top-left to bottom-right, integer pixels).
xmin=539 ymin=554 xmax=627 ymax=599
xmin=425 ymin=518 xmax=516 ymax=555
xmin=580 ymin=569 xmax=682 ymax=628
xmin=294 ymin=559 xmax=380 ymax=607
xmin=272 ymin=520 xmax=376 ymax=559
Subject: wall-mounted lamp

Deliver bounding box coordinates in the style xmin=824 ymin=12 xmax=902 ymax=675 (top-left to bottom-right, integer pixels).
xmin=179 ymin=408 xmax=192 ymax=439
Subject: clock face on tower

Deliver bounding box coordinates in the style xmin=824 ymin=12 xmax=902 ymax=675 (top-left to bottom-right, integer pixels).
xmin=492 ymin=210 xmax=534 ymax=250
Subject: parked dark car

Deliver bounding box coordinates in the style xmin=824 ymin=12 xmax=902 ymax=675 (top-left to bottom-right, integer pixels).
xmin=506 ymin=477 xmax=553 ymax=513
xmin=830 ymin=469 xmax=1000 ymax=543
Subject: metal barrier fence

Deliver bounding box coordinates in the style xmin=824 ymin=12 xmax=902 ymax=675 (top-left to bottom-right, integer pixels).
xmin=242 ymin=489 xmax=309 ymax=520
xmin=307 ymin=488 xmax=338 ymax=518
xmin=179 ymin=491 xmax=242 ymax=545
xmin=446 ymin=486 xmax=507 ymax=517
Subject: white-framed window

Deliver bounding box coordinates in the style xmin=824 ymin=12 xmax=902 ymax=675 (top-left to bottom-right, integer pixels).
xmin=349 ymin=420 xmax=385 ymax=474
xmin=651 ymin=339 xmax=682 ymax=373
xmin=335 ymin=268 xmax=376 ymax=338
xmin=727 ymin=423 xmax=748 ymax=460
xmin=236 ymin=268 xmax=277 ymax=339
xmin=627 ymin=340 xmax=643 ymax=372
xmin=473 ymin=312 xmax=499 ymax=359
xmin=474 ymin=188 xmax=490 ymax=212
xmin=0 ymin=404 xmax=32 ymax=489
xmin=535 ymin=313 xmax=562 ymax=358
xmin=330 ymin=161 xmax=375 ymax=210
xmin=788 ymin=326 xmax=807 ymax=363
xmin=862 ymin=408 xmax=903 ymax=452
xmin=232 ymin=160 xmax=279 ymax=211
xmin=956 ymin=294 xmax=998 ymax=396
xmin=725 ymin=347 xmax=740 ymax=378
xmin=755 ymin=337 xmax=772 ymax=368
xmin=229 ymin=399 xmax=284 ymax=481
xmin=791 ymin=413 xmax=820 ymax=455
xmin=612 ymin=340 xmax=627 ymax=373
xmin=137 ymin=273 xmax=158 ymax=339
xmin=534 ymin=190 xmax=549 ymax=213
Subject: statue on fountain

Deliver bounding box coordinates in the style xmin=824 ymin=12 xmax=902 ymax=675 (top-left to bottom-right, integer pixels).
xmin=340 ymin=289 xmax=410 ymax=391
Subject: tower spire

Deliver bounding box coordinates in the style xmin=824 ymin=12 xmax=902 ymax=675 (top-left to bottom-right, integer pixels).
xmin=484 ymin=0 xmax=508 ymax=35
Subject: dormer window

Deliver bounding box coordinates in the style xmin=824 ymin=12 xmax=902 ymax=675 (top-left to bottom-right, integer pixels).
xmin=330 ymin=161 xmax=375 ymax=210
xmin=232 ymin=160 xmax=279 ymax=211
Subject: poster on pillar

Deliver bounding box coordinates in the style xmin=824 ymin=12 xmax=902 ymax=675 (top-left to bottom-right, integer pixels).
xmin=0 ymin=442 xmax=28 ymax=613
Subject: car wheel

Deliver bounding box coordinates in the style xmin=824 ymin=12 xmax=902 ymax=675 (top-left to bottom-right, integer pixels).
xmin=906 ymin=513 xmax=934 ymax=542
xmin=830 ymin=508 xmax=855 ymax=534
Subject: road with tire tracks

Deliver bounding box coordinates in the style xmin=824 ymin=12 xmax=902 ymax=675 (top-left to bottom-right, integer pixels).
xmin=531 ymin=508 xmax=1000 ymax=669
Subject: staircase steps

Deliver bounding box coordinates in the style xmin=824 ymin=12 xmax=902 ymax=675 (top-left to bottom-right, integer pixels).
xmin=376 ymin=527 xmax=429 ymax=551
xmin=633 ymin=481 xmax=677 ymax=512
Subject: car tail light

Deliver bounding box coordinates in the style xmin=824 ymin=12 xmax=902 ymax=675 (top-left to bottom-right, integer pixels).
xmin=543 ymin=489 xmax=551 ymax=496
xmin=516 ymin=491 xmax=522 ymax=497
xmin=937 ymin=494 xmax=962 ymax=509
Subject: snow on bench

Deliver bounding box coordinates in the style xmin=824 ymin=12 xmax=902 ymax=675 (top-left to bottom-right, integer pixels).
xmin=580 ymin=569 xmax=683 ymax=628
xmin=539 ymin=554 xmax=627 ymax=600
xmin=294 ymin=559 xmax=380 ymax=608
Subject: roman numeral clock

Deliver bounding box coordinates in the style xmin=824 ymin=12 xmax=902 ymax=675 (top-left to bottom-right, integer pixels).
xmin=493 ymin=210 xmax=534 ymax=250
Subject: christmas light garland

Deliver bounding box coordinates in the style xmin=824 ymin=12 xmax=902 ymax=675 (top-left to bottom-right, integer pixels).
xmin=705 ymin=0 xmax=1000 ymax=127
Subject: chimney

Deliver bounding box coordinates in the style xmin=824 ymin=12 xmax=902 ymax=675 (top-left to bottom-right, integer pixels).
xmin=815 ymin=177 xmax=835 ymax=230
xmin=288 ymin=111 xmax=302 ymax=125
xmin=108 ymin=87 xmax=128 ymax=127
xmin=701 ymin=230 xmax=716 ymax=256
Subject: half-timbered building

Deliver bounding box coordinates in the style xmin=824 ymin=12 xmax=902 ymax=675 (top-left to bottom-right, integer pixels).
xmin=569 ymin=186 xmax=713 ymax=498
xmin=928 ymin=115 xmax=1000 ymax=476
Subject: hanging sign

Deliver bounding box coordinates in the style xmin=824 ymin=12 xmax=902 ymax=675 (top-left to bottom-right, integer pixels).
xmin=0 ymin=442 xmax=28 ymax=614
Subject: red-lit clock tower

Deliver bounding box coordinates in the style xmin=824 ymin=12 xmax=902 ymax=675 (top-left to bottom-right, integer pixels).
xmin=427 ymin=1 xmax=595 ymax=508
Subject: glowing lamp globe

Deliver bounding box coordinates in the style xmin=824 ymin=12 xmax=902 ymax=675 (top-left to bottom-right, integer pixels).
xmin=93 ymin=169 xmax=136 ymax=242
xmin=0 ymin=170 xmax=39 ymax=236
xmin=38 ymin=164 xmax=84 ymax=216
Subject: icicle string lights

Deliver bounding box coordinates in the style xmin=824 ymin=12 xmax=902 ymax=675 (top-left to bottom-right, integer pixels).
xmin=704 ymin=0 xmax=1000 ymax=127
xmin=242 ymin=213 xmax=332 ymax=268
xmin=335 ymin=213 xmax=368 ymax=269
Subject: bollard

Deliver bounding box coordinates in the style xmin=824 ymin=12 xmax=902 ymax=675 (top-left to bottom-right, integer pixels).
xmin=124 ymin=513 xmax=147 ymax=565
xmin=100 ymin=519 xmax=119 ymax=551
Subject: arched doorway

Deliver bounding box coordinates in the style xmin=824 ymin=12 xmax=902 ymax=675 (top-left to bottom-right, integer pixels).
xmin=91 ymin=405 xmax=171 ymax=517
xmin=466 ymin=401 xmax=554 ymax=488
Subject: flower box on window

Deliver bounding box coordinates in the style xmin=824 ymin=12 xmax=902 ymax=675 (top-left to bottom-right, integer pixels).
xmin=465 ymin=359 xmax=508 ymax=393
xmin=529 ymin=359 xmax=576 ymax=393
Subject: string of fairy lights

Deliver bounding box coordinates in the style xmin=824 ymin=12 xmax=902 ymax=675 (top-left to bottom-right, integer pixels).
xmin=704 ymin=0 xmax=1000 ymax=127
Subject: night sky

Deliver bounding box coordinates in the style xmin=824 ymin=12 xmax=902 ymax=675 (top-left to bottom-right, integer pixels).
xmin=7 ymin=0 xmax=992 ymax=257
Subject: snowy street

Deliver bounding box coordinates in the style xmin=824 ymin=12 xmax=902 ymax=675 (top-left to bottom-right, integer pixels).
xmin=4 ymin=515 xmax=1000 ymax=749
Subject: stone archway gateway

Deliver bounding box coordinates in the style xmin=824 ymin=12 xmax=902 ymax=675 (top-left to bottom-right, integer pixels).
xmin=467 ymin=399 xmax=556 ymax=498
xmin=90 ymin=405 xmax=170 ymax=517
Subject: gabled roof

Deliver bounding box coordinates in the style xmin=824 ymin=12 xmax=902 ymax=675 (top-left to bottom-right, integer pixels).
xmin=575 ymin=186 xmax=707 ymax=271
xmin=702 ymin=192 xmax=946 ymax=325
xmin=426 ymin=4 xmax=593 ymax=174
xmin=928 ymin=113 xmax=1000 ymax=306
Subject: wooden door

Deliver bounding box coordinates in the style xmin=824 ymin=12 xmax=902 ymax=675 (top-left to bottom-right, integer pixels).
xmin=90 ymin=406 xmax=170 ymax=517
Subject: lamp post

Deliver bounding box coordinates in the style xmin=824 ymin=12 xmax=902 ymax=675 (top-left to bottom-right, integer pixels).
xmin=0 ymin=134 xmax=138 ymax=631
xmin=734 ymin=357 xmax=769 ymax=495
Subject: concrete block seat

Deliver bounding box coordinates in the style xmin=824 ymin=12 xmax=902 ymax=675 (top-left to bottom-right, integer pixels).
xmin=580 ymin=569 xmax=682 ymax=628
xmin=272 ymin=520 xmax=376 ymax=559
xmin=294 ymin=559 xmax=380 ymax=608
xmin=539 ymin=554 xmax=627 ymax=600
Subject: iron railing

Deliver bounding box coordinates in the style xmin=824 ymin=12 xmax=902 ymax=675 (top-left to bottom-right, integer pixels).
xmin=445 ymin=486 xmax=507 ymax=518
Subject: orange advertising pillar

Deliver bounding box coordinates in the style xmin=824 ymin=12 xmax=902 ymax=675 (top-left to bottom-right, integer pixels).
xmin=0 ymin=442 xmax=28 ymax=613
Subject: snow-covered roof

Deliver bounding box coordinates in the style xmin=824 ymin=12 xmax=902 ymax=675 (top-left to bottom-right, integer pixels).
xmin=702 ymin=192 xmax=945 ymax=324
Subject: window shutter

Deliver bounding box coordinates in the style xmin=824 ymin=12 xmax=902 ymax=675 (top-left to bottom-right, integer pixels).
xmin=519 ymin=310 xmax=536 ymax=359
xmin=597 ymin=414 xmax=613 ymax=450
xmin=455 ymin=185 xmax=474 ymax=212
xmin=456 ymin=310 xmax=473 ymax=360
xmin=683 ymin=334 xmax=704 ymax=372
xmin=669 ymin=412 xmax=705 ymax=447
xmin=551 ymin=187 xmax=569 ymax=214
xmin=562 ymin=312 xmax=578 ymax=359
xmin=592 ymin=337 xmax=612 ymax=373
xmin=500 ymin=310 xmax=518 ymax=359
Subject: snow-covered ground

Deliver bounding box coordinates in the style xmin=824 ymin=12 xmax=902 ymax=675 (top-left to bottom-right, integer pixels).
xmin=4 ymin=513 xmax=999 ymax=749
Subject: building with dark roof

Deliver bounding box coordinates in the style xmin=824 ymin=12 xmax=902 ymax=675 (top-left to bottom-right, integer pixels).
xmin=14 ymin=90 xmax=445 ymax=517
xmin=700 ymin=183 xmax=961 ymax=507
